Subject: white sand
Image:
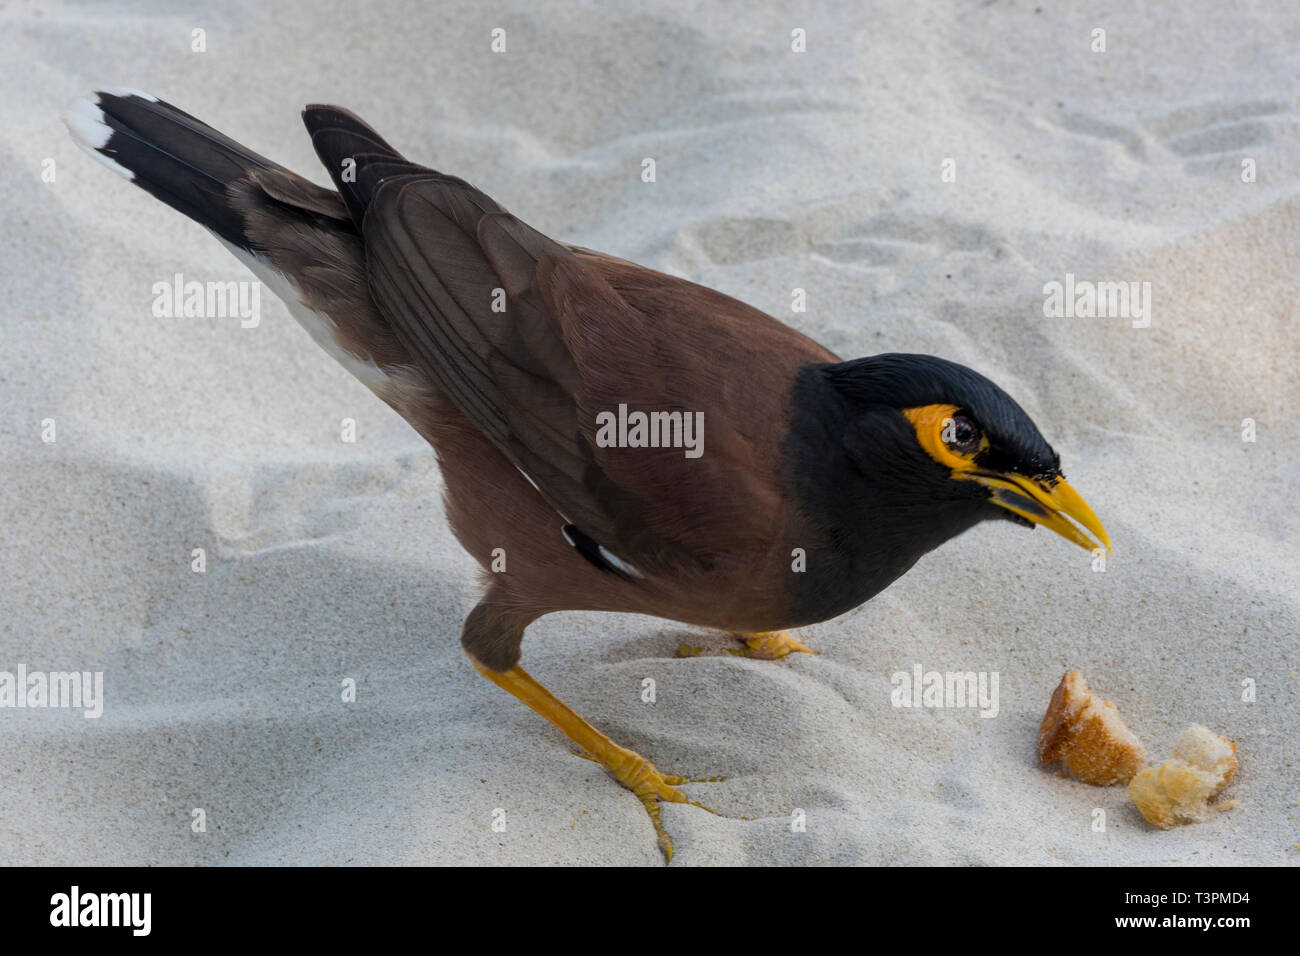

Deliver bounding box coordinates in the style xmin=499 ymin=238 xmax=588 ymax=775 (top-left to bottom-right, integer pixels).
xmin=1 ymin=0 xmax=1296 ymax=865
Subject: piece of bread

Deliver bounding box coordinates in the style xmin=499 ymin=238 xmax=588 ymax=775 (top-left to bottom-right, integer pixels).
xmin=1038 ymin=670 xmax=1145 ymax=786
xmin=1128 ymin=724 xmax=1238 ymax=829
xmin=1172 ymin=723 xmax=1238 ymax=787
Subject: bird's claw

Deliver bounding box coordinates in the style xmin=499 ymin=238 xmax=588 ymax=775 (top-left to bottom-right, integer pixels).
xmin=573 ymin=747 xmax=719 ymax=861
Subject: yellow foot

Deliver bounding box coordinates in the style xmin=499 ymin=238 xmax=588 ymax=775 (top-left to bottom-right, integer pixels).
xmin=676 ymin=644 xmax=706 ymax=657
xmin=728 ymin=630 xmax=815 ymax=661
xmin=577 ymin=747 xmax=715 ymax=860
xmin=470 ymin=659 xmax=717 ymax=862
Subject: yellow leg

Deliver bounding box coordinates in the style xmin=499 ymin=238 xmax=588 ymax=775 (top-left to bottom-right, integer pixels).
xmin=473 ymin=660 xmax=705 ymax=860
xmin=728 ymin=630 xmax=815 ymax=661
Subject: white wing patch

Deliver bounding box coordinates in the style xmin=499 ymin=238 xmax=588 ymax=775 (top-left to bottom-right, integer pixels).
xmin=597 ymin=545 xmax=643 ymax=578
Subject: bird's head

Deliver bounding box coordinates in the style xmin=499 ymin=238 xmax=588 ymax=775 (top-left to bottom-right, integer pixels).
xmin=823 ymin=353 xmax=1110 ymax=555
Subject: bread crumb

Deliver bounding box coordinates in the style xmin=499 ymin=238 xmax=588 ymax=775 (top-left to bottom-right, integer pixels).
xmin=1128 ymin=724 xmax=1238 ymax=829
xmin=1038 ymin=670 xmax=1145 ymax=785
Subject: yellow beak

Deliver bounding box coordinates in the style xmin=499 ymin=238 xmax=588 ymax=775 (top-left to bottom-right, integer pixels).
xmin=971 ymin=472 xmax=1111 ymax=554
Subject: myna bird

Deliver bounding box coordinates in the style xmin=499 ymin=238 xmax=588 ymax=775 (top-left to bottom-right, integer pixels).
xmin=67 ymin=90 xmax=1111 ymax=859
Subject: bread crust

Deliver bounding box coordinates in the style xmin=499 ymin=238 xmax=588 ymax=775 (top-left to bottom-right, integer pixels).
xmin=1038 ymin=670 xmax=1145 ymax=786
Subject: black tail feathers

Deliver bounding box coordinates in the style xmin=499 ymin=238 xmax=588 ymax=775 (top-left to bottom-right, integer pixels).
xmin=65 ymin=89 xmax=284 ymax=251
xmin=68 ymin=91 xmax=429 ymax=241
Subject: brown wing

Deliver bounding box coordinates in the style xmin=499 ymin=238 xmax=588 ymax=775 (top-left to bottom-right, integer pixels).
xmin=362 ymin=174 xmax=834 ymax=570
xmin=245 ymin=165 xmax=351 ymax=222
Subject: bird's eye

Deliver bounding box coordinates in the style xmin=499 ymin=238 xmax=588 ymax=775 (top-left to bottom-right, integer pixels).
xmin=902 ymin=403 xmax=987 ymax=472
xmin=942 ymin=415 xmax=982 ymax=455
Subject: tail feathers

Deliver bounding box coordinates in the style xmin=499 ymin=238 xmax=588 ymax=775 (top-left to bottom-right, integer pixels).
xmin=67 ymin=92 xmax=451 ymax=246
xmin=302 ymin=105 xmax=424 ymax=227
xmin=65 ymin=89 xmax=284 ymax=250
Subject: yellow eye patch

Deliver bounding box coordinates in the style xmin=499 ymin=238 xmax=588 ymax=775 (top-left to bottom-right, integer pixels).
xmin=902 ymin=403 xmax=988 ymax=473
